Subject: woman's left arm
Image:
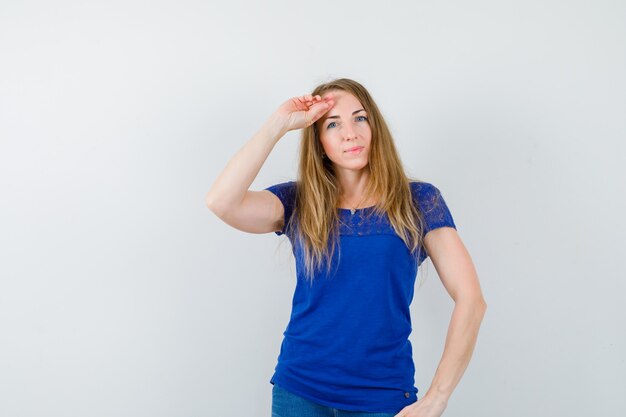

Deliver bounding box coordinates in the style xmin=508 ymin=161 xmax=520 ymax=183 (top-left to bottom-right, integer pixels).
xmin=395 ymin=227 xmax=487 ymax=417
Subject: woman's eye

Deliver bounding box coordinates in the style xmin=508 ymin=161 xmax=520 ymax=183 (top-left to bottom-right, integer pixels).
xmin=327 ymin=116 xmax=368 ymax=129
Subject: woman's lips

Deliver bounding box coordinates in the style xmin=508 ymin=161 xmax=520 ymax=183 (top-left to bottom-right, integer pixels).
xmin=344 ymin=146 xmax=364 ymax=154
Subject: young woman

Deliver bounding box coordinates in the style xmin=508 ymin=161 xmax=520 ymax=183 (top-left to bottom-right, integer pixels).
xmin=206 ymin=78 xmax=487 ymax=417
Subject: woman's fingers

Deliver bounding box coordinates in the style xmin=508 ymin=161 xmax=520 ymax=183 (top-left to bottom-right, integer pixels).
xmin=304 ymin=99 xmax=333 ymax=126
xmin=281 ymin=94 xmax=332 ymax=130
xmin=303 ymin=95 xmax=321 ymax=105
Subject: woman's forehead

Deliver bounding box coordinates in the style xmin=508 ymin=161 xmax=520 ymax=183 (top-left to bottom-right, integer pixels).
xmin=324 ymin=91 xmax=362 ymax=109
xmin=322 ymin=90 xmax=351 ymax=100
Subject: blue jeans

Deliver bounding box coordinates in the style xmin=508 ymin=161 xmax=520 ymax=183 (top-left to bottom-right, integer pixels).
xmin=271 ymin=383 xmax=397 ymax=417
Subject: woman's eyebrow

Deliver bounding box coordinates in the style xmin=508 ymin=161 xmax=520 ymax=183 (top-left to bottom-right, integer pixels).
xmin=323 ymin=109 xmax=366 ymax=122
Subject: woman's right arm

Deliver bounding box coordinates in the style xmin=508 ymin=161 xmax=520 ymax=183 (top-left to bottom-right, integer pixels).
xmin=205 ymin=94 xmax=334 ymax=234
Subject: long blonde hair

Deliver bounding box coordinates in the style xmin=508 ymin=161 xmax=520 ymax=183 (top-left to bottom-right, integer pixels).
xmin=283 ymin=78 xmax=429 ymax=285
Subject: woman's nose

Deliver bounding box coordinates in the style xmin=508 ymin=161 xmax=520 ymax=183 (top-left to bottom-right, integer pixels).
xmin=341 ymin=125 xmax=357 ymax=140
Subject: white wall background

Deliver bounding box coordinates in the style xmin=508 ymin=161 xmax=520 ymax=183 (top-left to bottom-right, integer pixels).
xmin=1 ymin=1 xmax=624 ymax=416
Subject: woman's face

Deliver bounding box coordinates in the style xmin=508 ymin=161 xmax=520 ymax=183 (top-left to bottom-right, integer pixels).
xmin=316 ymin=90 xmax=372 ymax=172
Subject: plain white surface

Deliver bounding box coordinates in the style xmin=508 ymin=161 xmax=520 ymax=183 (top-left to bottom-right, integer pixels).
xmin=1 ymin=1 xmax=624 ymax=416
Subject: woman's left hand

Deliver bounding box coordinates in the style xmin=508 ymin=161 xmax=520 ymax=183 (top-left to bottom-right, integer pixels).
xmin=393 ymin=393 xmax=448 ymax=417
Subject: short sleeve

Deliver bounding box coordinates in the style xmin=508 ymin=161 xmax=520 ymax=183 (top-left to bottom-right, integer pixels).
xmin=263 ymin=180 xmax=297 ymax=236
xmin=411 ymin=181 xmax=457 ymax=235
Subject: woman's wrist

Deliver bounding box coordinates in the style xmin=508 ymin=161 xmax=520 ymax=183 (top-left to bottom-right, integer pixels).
xmin=421 ymin=387 xmax=450 ymax=407
xmin=262 ymin=113 xmax=289 ymax=143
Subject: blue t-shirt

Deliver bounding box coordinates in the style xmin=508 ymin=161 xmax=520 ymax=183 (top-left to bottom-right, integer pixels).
xmin=264 ymin=180 xmax=457 ymax=413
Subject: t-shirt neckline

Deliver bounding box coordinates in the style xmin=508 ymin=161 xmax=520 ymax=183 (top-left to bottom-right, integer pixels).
xmin=337 ymin=205 xmax=377 ymax=213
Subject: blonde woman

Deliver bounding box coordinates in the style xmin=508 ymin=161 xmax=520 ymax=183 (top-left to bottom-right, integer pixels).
xmin=206 ymin=78 xmax=487 ymax=417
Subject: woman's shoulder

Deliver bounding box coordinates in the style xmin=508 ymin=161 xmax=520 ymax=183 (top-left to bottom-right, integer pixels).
xmin=409 ymin=180 xmax=446 ymax=207
xmin=264 ymin=179 xmax=298 ymax=192
xmin=409 ymin=179 xmax=438 ymax=195
xmin=263 ymin=180 xmax=298 ymax=208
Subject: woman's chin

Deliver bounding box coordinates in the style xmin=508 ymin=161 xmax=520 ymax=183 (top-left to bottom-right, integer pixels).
xmin=331 ymin=160 xmax=369 ymax=171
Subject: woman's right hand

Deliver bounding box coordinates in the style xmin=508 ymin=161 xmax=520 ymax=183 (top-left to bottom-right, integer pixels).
xmin=272 ymin=93 xmax=335 ymax=134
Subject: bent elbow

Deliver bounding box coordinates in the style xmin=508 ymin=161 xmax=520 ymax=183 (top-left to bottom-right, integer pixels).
xmin=205 ymin=195 xmax=225 ymax=217
xmin=479 ymin=300 xmax=487 ymax=314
